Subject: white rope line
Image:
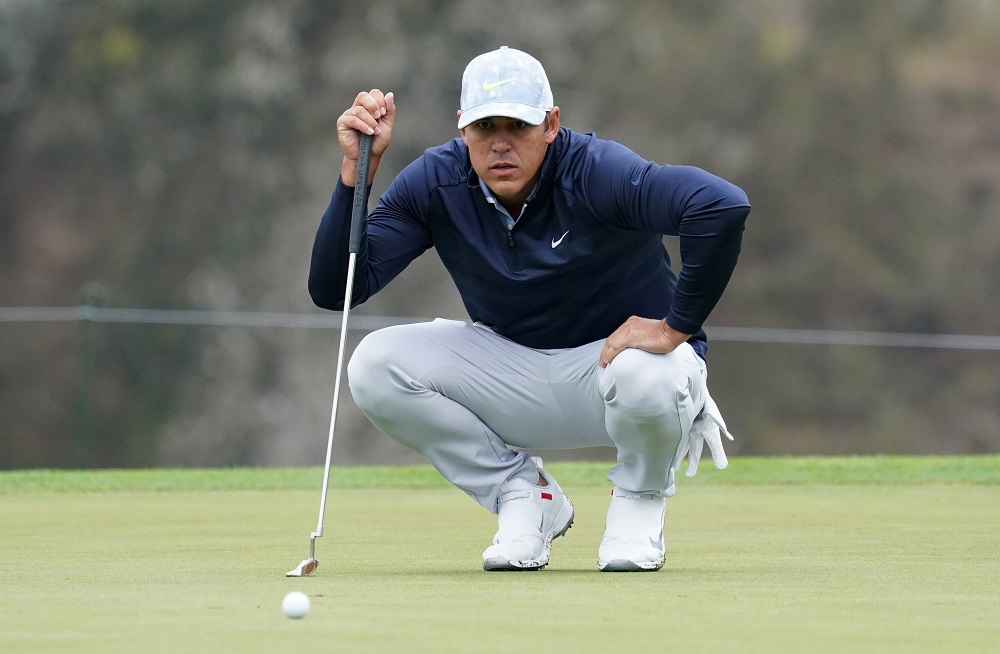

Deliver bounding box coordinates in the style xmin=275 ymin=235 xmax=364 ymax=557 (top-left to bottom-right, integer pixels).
xmin=0 ymin=306 xmax=417 ymax=330
xmin=1 ymin=306 xmax=999 ymax=351
xmin=706 ymin=326 xmax=1000 ymax=351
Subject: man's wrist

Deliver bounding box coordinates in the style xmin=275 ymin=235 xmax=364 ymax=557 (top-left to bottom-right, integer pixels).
xmin=660 ymin=319 xmax=690 ymax=347
xmin=340 ymin=155 xmax=381 ymax=187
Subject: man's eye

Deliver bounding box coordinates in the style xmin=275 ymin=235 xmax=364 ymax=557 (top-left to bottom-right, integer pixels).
xmin=512 ymin=121 xmax=527 ymax=129
xmin=476 ymin=121 xmax=491 ymax=130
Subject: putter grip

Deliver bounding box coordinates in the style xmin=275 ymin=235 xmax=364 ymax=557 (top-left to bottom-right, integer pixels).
xmin=349 ymin=132 xmax=373 ymax=254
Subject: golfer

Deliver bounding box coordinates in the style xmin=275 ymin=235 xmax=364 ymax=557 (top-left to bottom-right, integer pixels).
xmin=310 ymin=47 xmax=750 ymax=572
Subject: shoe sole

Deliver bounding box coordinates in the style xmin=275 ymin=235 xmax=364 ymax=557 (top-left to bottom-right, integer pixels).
xmin=597 ymin=558 xmax=664 ymax=572
xmin=483 ymin=505 xmax=575 ymax=572
xmin=482 ymin=558 xmax=544 ymax=571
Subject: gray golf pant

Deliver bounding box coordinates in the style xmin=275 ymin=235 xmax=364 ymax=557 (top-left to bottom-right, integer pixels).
xmin=347 ymin=319 xmax=708 ymax=513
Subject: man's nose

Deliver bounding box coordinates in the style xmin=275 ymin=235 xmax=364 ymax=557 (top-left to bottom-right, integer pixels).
xmin=491 ymin=130 xmax=511 ymax=151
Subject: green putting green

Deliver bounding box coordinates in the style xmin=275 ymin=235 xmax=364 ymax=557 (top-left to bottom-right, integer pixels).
xmin=2 ymin=457 xmax=998 ymax=653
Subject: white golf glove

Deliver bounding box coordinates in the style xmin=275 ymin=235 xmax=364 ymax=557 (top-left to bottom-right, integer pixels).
xmin=674 ymin=392 xmax=735 ymax=478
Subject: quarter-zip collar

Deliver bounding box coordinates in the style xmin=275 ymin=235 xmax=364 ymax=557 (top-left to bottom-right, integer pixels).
xmin=478 ymin=177 xmax=540 ymax=229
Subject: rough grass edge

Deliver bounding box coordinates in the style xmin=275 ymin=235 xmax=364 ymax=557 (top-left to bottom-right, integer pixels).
xmin=1 ymin=455 xmax=998 ymax=493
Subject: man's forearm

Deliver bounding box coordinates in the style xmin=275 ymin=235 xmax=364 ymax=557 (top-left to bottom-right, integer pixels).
xmin=668 ymin=203 xmax=749 ymax=333
xmin=308 ymin=180 xmax=358 ymax=310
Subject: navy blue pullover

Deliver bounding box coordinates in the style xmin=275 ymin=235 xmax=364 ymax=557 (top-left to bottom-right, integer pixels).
xmin=309 ymin=127 xmax=750 ymax=360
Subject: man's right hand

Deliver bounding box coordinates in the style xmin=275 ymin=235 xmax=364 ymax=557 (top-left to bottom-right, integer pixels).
xmin=337 ymin=89 xmax=395 ymax=186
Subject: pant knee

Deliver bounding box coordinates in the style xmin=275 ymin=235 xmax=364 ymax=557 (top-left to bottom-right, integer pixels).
xmin=346 ymin=330 xmax=399 ymax=413
xmin=602 ymin=347 xmax=696 ymax=413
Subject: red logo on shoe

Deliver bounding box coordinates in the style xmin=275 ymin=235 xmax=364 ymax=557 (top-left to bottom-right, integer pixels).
xmin=541 ymin=492 xmax=553 ymax=500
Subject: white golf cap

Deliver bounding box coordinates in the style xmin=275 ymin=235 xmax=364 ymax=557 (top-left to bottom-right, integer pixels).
xmin=457 ymin=46 xmax=553 ymax=129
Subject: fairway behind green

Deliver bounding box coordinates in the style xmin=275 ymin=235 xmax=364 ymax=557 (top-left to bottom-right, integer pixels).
xmin=2 ymin=457 xmax=998 ymax=653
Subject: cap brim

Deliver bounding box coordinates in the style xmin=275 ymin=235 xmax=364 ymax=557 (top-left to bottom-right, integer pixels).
xmin=457 ymin=103 xmax=547 ymax=129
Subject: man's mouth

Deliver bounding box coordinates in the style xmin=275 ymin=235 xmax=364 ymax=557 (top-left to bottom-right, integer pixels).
xmin=489 ymin=162 xmax=517 ymax=176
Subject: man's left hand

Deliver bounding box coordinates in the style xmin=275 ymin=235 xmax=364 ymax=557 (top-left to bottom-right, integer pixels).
xmin=674 ymin=391 xmax=734 ymax=477
xmin=598 ymin=316 xmax=690 ymax=368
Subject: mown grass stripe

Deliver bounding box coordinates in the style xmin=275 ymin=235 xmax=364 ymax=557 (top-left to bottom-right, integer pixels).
xmin=1 ymin=455 xmax=997 ymax=493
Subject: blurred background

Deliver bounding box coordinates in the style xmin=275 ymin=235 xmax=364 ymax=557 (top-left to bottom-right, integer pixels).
xmin=1 ymin=0 xmax=998 ymax=469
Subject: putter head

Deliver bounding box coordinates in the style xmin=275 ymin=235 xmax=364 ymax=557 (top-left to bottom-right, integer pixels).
xmin=286 ymin=558 xmax=318 ymax=577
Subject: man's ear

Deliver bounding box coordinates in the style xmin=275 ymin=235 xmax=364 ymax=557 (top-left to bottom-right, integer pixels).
xmin=545 ymin=107 xmax=560 ymax=144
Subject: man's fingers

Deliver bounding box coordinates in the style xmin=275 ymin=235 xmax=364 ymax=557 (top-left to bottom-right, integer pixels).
xmin=380 ymin=92 xmax=396 ymax=130
xmin=705 ymin=430 xmax=729 ymax=470
xmin=598 ymin=341 xmax=622 ymax=368
xmin=346 ymin=105 xmax=382 ymax=134
xmin=685 ymin=448 xmax=701 ymax=478
xmin=354 ymin=89 xmax=387 ymax=116
xmin=364 ymin=88 xmax=386 ymax=111
xmin=345 ymin=89 xmax=393 ymax=135
xmin=598 ymin=316 xmax=687 ymax=367
xmin=598 ymin=320 xmax=634 ymax=367
xmin=672 ymin=445 xmax=688 ymax=472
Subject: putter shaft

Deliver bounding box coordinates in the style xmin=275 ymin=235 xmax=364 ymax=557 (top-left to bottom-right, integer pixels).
xmin=287 ymin=132 xmax=372 ymax=577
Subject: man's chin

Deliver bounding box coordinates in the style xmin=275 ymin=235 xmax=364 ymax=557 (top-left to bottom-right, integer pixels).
xmin=486 ymin=172 xmax=524 ymax=191
xmin=487 ymin=171 xmax=520 ymax=185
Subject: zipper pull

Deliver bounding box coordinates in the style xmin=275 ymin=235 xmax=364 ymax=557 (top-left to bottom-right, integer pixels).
xmin=507 ymin=231 xmax=514 ymax=248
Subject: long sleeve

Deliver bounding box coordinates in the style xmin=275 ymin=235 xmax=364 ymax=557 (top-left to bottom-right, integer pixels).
xmin=308 ymin=162 xmax=434 ymax=311
xmin=308 ymin=180 xmax=362 ymax=310
xmin=581 ymin=141 xmax=750 ymax=335
xmin=636 ymin=163 xmax=749 ymax=334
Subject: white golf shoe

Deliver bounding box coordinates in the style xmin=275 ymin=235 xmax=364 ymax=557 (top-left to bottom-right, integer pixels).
xmin=482 ymin=458 xmax=574 ymax=571
xmin=597 ymin=488 xmax=666 ymax=572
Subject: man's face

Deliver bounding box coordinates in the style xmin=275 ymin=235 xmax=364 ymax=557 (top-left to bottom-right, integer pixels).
xmin=460 ymin=108 xmax=560 ymax=210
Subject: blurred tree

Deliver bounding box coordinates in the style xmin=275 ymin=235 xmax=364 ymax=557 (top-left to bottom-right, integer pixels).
xmin=1 ymin=0 xmax=997 ymax=467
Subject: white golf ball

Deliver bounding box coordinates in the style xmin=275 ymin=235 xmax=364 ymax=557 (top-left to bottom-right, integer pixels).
xmin=282 ymin=591 xmax=310 ymax=619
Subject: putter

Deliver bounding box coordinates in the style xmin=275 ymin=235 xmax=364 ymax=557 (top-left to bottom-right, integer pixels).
xmin=287 ymin=131 xmax=373 ymax=577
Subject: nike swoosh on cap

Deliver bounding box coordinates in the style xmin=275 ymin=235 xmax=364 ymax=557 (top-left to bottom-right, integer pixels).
xmin=551 ymin=231 xmax=569 ymax=248
xmin=483 ymin=78 xmax=516 ymax=91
